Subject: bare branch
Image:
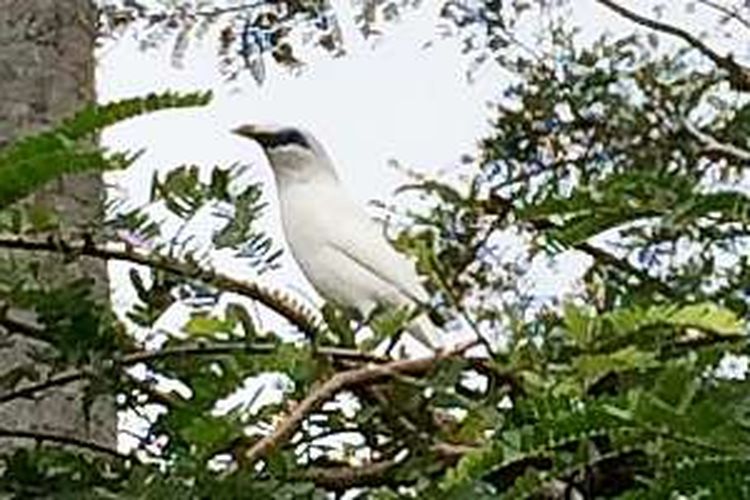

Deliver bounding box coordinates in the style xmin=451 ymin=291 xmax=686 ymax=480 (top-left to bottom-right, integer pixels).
xmin=0 ymin=313 xmax=50 ymax=344
xmin=0 ymin=236 xmax=320 ymax=337
xmin=681 ymin=117 xmax=750 ymax=163
xmin=194 ymin=1 xmax=272 ymax=18
xmin=297 ymin=459 xmax=399 ymax=490
xmin=696 ymin=0 xmax=750 ymax=32
xmin=0 ymin=369 xmax=92 ymax=405
xmin=595 ymin=0 xmax=750 ymax=91
xmin=243 ymin=342 xmax=478 ymax=466
xmin=0 ymin=427 xmax=126 ymax=459
xmin=0 ymin=341 xmax=383 ymax=405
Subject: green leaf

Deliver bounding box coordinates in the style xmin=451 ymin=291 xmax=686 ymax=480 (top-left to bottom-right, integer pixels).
xmin=0 ymin=91 xmax=211 ymax=209
xmin=184 ymin=313 xmax=237 ymax=338
xmin=574 ymin=346 xmax=658 ymax=388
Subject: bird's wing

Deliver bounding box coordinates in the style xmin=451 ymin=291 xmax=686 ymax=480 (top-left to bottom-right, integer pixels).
xmin=319 ymin=200 xmax=429 ymax=306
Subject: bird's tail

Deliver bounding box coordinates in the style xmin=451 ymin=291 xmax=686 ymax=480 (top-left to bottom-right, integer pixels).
xmin=373 ymin=311 xmax=442 ymax=357
xmin=408 ymin=313 xmax=442 ymax=352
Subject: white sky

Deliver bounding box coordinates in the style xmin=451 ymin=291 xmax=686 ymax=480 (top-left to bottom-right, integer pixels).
xmin=98 ymin=2 xmax=501 ymax=205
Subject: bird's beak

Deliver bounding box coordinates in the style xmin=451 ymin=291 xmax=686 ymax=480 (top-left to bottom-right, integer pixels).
xmin=231 ymin=124 xmax=260 ymax=139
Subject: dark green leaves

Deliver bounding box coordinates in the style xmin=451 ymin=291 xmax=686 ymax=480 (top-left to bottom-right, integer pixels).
xmin=0 ymin=91 xmax=211 ymax=209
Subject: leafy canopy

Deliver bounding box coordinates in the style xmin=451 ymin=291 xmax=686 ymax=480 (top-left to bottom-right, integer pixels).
xmin=2 ymin=1 xmax=750 ymax=498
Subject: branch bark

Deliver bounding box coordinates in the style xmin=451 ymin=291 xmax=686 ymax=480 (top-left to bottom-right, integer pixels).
xmin=0 ymin=341 xmax=382 ymax=405
xmin=0 ymin=427 xmax=125 ymax=459
xmin=243 ymin=343 xmax=477 ymax=467
xmin=681 ymin=117 xmax=750 ymax=163
xmin=0 ymin=236 xmax=320 ymax=337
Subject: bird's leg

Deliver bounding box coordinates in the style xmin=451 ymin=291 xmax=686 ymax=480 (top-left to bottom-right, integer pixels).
xmin=380 ymin=305 xmax=438 ymax=356
xmin=384 ymin=330 xmax=406 ymax=358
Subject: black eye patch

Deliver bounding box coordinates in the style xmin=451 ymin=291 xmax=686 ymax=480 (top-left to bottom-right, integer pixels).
xmin=258 ymin=129 xmax=311 ymax=149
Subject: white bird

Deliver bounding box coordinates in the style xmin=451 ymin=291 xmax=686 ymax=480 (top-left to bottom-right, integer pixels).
xmin=232 ymin=124 xmax=439 ymax=351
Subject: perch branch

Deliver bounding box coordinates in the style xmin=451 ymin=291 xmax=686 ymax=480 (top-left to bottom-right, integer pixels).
xmin=0 ymin=236 xmax=320 ymax=336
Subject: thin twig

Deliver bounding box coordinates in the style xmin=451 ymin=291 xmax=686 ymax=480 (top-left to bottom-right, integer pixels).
xmin=243 ymin=342 xmax=477 ymax=466
xmin=696 ymin=0 xmax=750 ymax=31
xmin=0 ymin=314 xmax=50 ymax=344
xmin=121 ymin=342 xmax=384 ymax=366
xmin=682 ymin=117 xmax=750 ymax=163
xmin=294 ymin=441 xmax=475 ymax=490
xmin=0 ymin=369 xmax=93 ymax=405
xmin=0 ymin=427 xmax=126 ymax=459
xmin=0 ymin=341 xmax=382 ymax=405
xmin=595 ymin=0 xmax=750 ymax=91
xmin=194 ymin=1 xmax=269 ymax=18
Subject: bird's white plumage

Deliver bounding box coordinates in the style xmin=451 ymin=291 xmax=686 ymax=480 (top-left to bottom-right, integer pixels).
xmin=279 ymin=178 xmax=428 ymax=314
xmin=233 ymin=124 xmax=438 ymax=349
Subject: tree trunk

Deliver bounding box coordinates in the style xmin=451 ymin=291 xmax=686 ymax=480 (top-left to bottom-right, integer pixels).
xmin=0 ymin=0 xmax=115 ymax=450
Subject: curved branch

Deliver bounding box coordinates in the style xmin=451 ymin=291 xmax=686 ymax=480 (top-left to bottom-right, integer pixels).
xmin=696 ymin=0 xmax=750 ymax=31
xmin=681 ymin=117 xmax=750 ymax=163
xmin=0 ymin=341 xmax=383 ymax=405
xmin=0 ymin=236 xmax=320 ymax=337
xmin=595 ymin=0 xmax=750 ymax=91
xmin=0 ymin=427 xmax=126 ymax=459
xmin=243 ymin=342 xmax=478 ymax=466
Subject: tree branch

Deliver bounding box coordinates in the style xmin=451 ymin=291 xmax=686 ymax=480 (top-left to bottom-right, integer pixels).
xmin=0 ymin=427 xmax=126 ymax=459
xmin=526 ymin=219 xmax=675 ymax=297
xmin=297 ymin=459 xmax=399 ymax=490
xmin=0 ymin=313 xmax=50 ymax=345
xmin=295 ymin=442 xmax=474 ymax=490
xmin=0 ymin=236 xmax=320 ymax=337
xmin=681 ymin=117 xmax=750 ymax=163
xmin=0 ymin=369 xmax=92 ymax=405
xmin=243 ymin=342 xmax=478 ymax=467
xmin=595 ymin=0 xmax=750 ymax=91
xmin=0 ymin=341 xmax=383 ymax=405
xmin=696 ymin=0 xmax=750 ymax=32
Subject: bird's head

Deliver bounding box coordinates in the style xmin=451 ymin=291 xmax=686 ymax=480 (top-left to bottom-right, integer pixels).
xmin=232 ymin=124 xmax=338 ymax=184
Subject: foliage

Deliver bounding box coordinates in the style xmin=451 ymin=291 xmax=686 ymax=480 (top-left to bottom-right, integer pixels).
xmin=97 ymin=0 xmax=409 ymax=83
xmin=2 ymin=1 xmax=750 ymax=499
xmin=0 ymin=91 xmax=211 ymax=210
